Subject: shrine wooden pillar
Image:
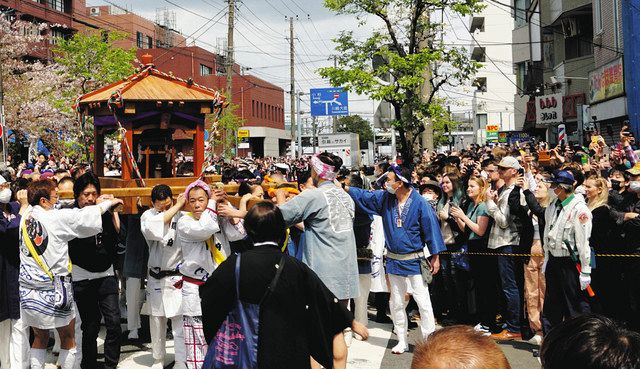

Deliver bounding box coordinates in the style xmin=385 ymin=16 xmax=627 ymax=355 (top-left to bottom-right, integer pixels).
xmin=121 ymin=120 xmax=134 ymax=180
xmin=94 ymin=126 xmax=105 ymax=177
xmin=194 ymin=121 xmax=204 ymax=177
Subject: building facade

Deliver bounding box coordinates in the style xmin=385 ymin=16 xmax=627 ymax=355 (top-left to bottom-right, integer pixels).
xmin=512 ymin=0 xmax=637 ymax=145
xmin=469 ymin=3 xmax=517 ymax=144
xmin=0 ymin=0 xmax=76 ymax=59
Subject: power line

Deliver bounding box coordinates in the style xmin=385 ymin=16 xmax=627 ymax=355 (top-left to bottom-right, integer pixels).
xmin=263 ymin=0 xmax=287 ymax=17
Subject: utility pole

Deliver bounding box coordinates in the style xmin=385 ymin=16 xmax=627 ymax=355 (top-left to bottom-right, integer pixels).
xmin=297 ymin=91 xmax=303 ymax=158
xmin=312 ymin=116 xmax=317 ymax=153
xmin=226 ymin=0 xmax=235 ymax=156
xmin=289 ymin=16 xmax=296 ymax=158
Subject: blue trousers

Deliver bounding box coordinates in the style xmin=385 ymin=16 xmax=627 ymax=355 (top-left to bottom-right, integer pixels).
xmin=496 ymin=246 xmax=522 ymax=333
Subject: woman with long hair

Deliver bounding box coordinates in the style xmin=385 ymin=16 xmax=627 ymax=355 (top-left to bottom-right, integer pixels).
xmin=584 ymin=176 xmax=626 ymax=321
xmin=435 ymin=172 xmax=469 ymax=324
xmin=515 ymin=176 xmax=552 ymax=345
xmin=450 ymin=176 xmax=495 ymax=335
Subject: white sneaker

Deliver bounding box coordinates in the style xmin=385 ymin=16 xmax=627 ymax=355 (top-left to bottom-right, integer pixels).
xmin=528 ymin=334 xmax=543 ymax=346
xmin=151 ymin=360 xmax=164 ymax=369
xmin=128 ymin=329 xmax=139 ymax=340
xmin=391 ymin=342 xmax=408 ymax=354
xmin=473 ymin=323 xmax=491 ymax=336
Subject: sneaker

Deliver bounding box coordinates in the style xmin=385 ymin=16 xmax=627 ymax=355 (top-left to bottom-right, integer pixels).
xmin=528 ymin=334 xmax=543 ymax=346
xmin=490 ymin=329 xmax=522 ymax=341
xmin=473 ymin=323 xmax=491 ymax=337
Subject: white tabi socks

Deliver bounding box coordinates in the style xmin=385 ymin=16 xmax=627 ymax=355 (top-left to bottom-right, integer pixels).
xmin=59 ymin=347 xmax=77 ymax=369
xmin=29 ymin=348 xmax=46 ymax=369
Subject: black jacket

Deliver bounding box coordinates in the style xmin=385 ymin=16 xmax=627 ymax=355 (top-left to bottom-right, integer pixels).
xmin=69 ymin=212 xmax=119 ymax=273
xmin=200 ymin=246 xmax=353 ymax=369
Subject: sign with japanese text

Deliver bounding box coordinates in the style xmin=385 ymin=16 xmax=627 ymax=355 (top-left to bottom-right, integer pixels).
xmin=237 ymin=129 xmax=250 ymax=138
xmin=535 ymin=93 xmax=563 ymax=125
xmin=318 ymin=133 xmax=351 ymax=147
xmin=486 ymin=124 xmax=499 ymax=142
xmin=310 ymin=88 xmax=349 ymax=116
xmin=589 ymin=57 xmax=624 ymax=104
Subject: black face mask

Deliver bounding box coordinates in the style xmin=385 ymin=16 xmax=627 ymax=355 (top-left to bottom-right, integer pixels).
xmin=611 ymin=179 xmax=621 ymax=191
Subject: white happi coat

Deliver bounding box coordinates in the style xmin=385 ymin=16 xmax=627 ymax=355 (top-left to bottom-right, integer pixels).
xmin=19 ymin=202 xmax=111 ymax=329
xmin=140 ymin=208 xmax=184 ymax=318
xmin=176 ymin=200 xmax=246 ymax=316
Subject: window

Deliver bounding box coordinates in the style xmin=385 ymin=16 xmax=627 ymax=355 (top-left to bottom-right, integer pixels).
xmin=47 ymin=0 xmax=66 ymax=12
xmin=515 ymin=62 xmax=526 ymax=91
xmin=477 ymin=114 xmax=488 ymax=129
xmin=252 ymin=100 xmax=255 ymax=117
xmin=471 ymin=47 xmax=485 ymax=62
xmin=147 ymin=36 xmax=153 ymax=49
xmin=514 ymin=0 xmax=530 ymax=28
xmin=50 ymin=29 xmax=64 ymax=45
xmin=136 ymin=31 xmax=143 ymax=48
xmin=200 ymin=64 xmax=213 ymax=76
xmin=593 ymin=0 xmax=603 ymax=34
xmin=564 ymin=16 xmax=593 ymax=60
xmin=470 ymin=17 xmax=485 ymax=32
xmin=473 ymin=77 xmax=487 ymax=92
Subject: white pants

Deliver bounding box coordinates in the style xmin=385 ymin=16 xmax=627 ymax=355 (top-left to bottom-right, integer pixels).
xmin=354 ymin=274 xmax=371 ymax=327
xmin=126 ymin=278 xmax=143 ymax=331
xmin=0 ymin=318 xmax=29 ymax=369
xmin=388 ymin=274 xmax=436 ymax=343
xmin=149 ymin=315 xmax=186 ymax=364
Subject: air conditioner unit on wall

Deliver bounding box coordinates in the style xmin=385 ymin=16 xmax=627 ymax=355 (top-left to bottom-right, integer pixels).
xmin=561 ymin=18 xmax=579 ymax=38
xmin=90 ymin=7 xmax=101 ymax=16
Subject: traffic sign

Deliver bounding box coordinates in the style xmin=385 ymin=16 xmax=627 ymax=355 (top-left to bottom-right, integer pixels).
xmin=237 ymin=129 xmax=250 ymax=138
xmin=310 ymin=88 xmax=349 ymax=117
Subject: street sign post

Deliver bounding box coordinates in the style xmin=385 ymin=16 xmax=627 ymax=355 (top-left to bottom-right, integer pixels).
xmin=310 ymin=88 xmax=349 ymax=117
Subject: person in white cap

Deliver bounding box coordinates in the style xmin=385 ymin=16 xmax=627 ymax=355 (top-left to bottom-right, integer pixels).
xmin=485 ymin=156 xmax=525 ymax=341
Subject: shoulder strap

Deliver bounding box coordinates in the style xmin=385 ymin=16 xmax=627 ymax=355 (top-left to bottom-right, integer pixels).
xmin=259 ymin=255 xmax=286 ymax=305
xmin=20 ymin=213 xmax=73 ymax=280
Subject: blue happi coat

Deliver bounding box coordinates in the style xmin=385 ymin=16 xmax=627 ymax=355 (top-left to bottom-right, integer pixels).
xmin=348 ymin=187 xmax=446 ymax=276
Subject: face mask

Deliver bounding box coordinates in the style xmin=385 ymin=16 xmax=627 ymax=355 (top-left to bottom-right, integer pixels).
xmin=422 ymin=193 xmax=436 ymax=201
xmin=610 ymin=179 xmax=621 ymax=191
xmin=0 ymin=188 xmax=11 ymax=204
xmin=385 ymin=182 xmax=397 ymax=195
xmin=629 ymin=181 xmax=640 ymax=193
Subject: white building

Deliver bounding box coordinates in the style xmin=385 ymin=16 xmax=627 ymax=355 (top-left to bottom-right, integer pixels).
xmin=468 ymin=3 xmax=517 ymax=142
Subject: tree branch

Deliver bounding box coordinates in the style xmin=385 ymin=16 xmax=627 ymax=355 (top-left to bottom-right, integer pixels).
xmin=408 ymin=0 xmax=426 ymax=54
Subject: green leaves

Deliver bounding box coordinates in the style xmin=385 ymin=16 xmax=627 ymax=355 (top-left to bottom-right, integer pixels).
xmin=336 ymin=115 xmax=374 ymax=145
xmin=54 ymin=31 xmax=136 ymax=94
xmin=321 ymin=0 xmax=482 ymax=159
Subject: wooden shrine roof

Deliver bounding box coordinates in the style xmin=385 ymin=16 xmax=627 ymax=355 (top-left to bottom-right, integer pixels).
xmin=76 ymin=60 xmax=224 ymax=106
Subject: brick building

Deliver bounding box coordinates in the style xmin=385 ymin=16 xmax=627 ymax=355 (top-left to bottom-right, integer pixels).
xmin=0 ymin=0 xmax=76 ymax=59
xmin=138 ymin=47 xmax=288 ymax=157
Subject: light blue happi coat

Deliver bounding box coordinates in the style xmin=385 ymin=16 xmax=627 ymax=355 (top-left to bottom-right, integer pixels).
xmin=278 ymin=181 xmax=359 ymax=300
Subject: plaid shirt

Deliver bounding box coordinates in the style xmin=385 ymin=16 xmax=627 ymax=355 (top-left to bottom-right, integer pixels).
xmin=486 ymin=184 xmax=523 ymax=249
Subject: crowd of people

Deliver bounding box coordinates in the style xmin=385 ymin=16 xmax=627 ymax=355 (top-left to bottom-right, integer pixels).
xmin=1 ymin=126 xmax=640 ymax=369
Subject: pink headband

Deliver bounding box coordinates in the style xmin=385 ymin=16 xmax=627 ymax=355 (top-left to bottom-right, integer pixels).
xmin=184 ymin=179 xmax=212 ymax=199
xmin=311 ymin=155 xmax=337 ymax=181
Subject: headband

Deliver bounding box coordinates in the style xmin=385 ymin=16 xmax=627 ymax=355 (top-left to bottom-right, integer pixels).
xmin=310 ymin=155 xmax=337 ymax=181
xmin=184 ymin=179 xmax=212 ymax=199
xmin=389 ymin=164 xmax=410 ymax=184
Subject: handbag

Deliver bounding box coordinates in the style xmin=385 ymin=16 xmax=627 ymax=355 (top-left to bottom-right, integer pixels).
xmin=420 ymin=257 xmax=433 ymax=285
xmin=202 ymin=254 xmax=286 ymax=369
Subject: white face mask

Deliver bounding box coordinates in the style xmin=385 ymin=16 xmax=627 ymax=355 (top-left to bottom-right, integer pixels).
xmin=630 ymin=181 xmax=640 ymax=193
xmin=422 ymin=193 xmax=436 ymax=201
xmin=0 ymin=188 xmax=11 ymax=204
xmin=385 ymin=182 xmax=397 ymax=195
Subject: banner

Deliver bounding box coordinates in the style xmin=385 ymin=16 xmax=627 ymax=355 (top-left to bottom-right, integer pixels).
xmin=486 ymin=124 xmax=499 ymax=142
xmin=589 ymin=57 xmax=624 ymax=104
xmin=536 ymin=93 xmax=563 ymax=125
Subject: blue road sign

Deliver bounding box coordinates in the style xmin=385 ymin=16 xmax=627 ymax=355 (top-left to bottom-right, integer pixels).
xmin=310 ymin=87 xmax=349 ymax=117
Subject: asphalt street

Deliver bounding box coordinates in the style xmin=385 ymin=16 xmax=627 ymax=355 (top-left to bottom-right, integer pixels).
xmin=39 ymin=318 xmax=541 ymax=369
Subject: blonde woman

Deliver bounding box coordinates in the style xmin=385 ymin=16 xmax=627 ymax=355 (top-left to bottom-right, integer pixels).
xmin=515 ymin=176 xmax=551 ymax=345
xmin=584 ymin=176 xmax=635 ymax=322
xmin=450 ymin=177 xmax=494 ymax=335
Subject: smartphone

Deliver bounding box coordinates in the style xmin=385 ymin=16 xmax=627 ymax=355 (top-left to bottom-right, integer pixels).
xmin=517 ymin=167 xmax=525 ymax=176
xmin=581 ymin=155 xmax=589 ymax=165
